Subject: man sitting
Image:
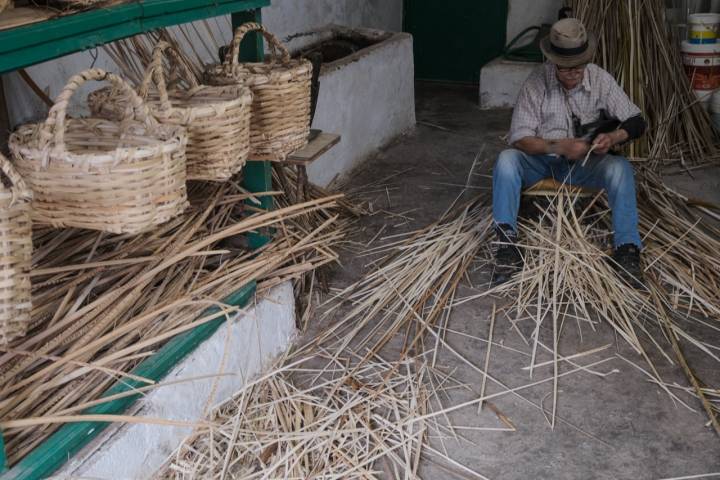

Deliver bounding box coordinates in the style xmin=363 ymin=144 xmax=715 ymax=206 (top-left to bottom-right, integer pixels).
xmin=492 ymin=18 xmax=646 ymax=285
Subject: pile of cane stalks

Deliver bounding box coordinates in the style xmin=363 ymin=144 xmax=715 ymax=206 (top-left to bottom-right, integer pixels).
xmin=331 ymin=168 xmax=720 ymax=433
xmin=158 ymin=169 xmax=720 ymax=478
xmin=477 ymin=170 xmax=720 ymax=434
xmin=0 ymin=174 xmax=355 ymax=466
xmin=159 ymin=198 xmax=500 ymax=479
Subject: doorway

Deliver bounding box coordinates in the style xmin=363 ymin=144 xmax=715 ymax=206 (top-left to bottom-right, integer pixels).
xmin=403 ymin=1 xmax=509 ymax=83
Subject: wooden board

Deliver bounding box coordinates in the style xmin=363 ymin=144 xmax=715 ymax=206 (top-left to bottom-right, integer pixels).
xmin=523 ymin=178 xmax=597 ymax=197
xmin=285 ymin=132 xmax=341 ymax=166
xmin=0 ymin=7 xmax=54 ymax=32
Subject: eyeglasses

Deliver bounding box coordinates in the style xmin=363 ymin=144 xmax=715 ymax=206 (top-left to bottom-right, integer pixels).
xmin=557 ymin=64 xmax=587 ymax=74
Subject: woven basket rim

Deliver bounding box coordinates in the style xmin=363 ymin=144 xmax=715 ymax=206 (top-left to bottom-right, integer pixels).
xmin=205 ymin=59 xmax=313 ymax=86
xmin=0 ymin=154 xmax=32 ymax=208
xmin=9 ymin=119 xmax=185 ymax=166
xmin=89 ymin=84 xmax=253 ymax=121
xmin=0 ymin=190 xmax=32 ymax=205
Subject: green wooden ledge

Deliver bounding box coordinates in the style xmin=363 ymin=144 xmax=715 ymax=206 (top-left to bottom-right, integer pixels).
xmin=0 ymin=0 xmax=270 ymax=74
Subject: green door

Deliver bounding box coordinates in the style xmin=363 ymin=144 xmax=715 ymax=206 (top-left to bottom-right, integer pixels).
xmin=404 ymin=1 xmax=508 ymax=83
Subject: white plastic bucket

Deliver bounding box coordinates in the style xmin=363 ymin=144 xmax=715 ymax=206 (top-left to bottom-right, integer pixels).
xmin=682 ymin=41 xmax=720 ymax=90
xmin=689 ymin=13 xmax=720 ymax=43
xmin=710 ymin=90 xmax=720 ymax=129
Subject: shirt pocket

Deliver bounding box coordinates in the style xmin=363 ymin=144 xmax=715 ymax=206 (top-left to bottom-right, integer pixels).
xmin=540 ymin=111 xmax=568 ymax=138
xmin=578 ymin=96 xmax=604 ymax=124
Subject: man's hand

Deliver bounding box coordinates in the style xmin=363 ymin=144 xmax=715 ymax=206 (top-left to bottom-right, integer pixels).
xmin=593 ymin=130 xmax=629 ymax=155
xmin=552 ymin=139 xmax=590 ymax=161
xmin=592 ymin=133 xmax=614 ymax=155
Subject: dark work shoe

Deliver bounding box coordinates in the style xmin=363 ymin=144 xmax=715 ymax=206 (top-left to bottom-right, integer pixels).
xmin=611 ymin=243 xmax=644 ymax=288
xmin=492 ymin=224 xmax=523 ymax=285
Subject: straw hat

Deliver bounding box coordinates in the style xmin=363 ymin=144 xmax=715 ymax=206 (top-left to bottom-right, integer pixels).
xmin=540 ymin=18 xmax=597 ymax=67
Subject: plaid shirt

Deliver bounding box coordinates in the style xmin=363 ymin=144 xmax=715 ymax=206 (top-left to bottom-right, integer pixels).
xmin=508 ymin=62 xmax=642 ymax=146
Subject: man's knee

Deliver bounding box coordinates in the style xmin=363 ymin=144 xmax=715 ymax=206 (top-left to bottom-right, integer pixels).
xmin=600 ymin=155 xmax=634 ymax=187
xmin=494 ymin=149 xmax=524 ymax=179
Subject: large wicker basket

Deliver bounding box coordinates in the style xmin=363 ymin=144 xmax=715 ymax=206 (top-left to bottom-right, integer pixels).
xmin=90 ymin=42 xmax=253 ymax=181
xmin=9 ymin=69 xmax=188 ymax=234
xmin=204 ymin=22 xmax=312 ymax=161
xmin=0 ymin=154 xmax=32 ymax=346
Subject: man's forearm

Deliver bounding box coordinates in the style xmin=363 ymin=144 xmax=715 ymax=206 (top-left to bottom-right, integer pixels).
xmin=513 ymin=137 xmax=551 ymax=156
xmin=514 ymin=137 xmax=577 ymax=156
xmin=514 ymin=136 xmax=592 ymax=161
xmin=618 ymin=114 xmax=646 ymax=141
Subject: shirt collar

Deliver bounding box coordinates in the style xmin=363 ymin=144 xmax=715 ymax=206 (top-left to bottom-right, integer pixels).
xmin=546 ymin=62 xmax=592 ymax=93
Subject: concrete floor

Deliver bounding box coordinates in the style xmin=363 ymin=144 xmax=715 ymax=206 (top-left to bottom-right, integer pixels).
xmin=314 ymin=83 xmax=720 ymax=479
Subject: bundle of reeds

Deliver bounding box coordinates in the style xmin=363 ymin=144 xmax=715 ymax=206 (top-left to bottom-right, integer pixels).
xmin=271 ymin=164 xmax=368 ymax=328
xmin=0 ymin=179 xmax=347 ymax=465
xmin=104 ymin=30 xmax=204 ymax=89
xmin=635 ymin=170 xmax=720 ymax=319
xmin=478 ymin=180 xmax=720 ymax=433
xmin=567 ymin=0 xmax=718 ymax=165
xmin=316 ymin=198 xmax=494 ymax=363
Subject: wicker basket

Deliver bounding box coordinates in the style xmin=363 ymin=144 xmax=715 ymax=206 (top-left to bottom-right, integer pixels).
xmin=204 ymin=22 xmax=312 ymax=161
xmin=0 ymin=154 xmax=32 ymax=346
xmin=9 ymin=68 xmax=188 ymax=234
xmin=90 ymin=42 xmax=253 ymax=181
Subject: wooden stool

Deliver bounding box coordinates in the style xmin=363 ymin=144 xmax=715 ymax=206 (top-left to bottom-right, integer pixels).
xmin=522 ymin=178 xmax=597 ymax=198
xmin=519 ymin=178 xmax=600 ymax=222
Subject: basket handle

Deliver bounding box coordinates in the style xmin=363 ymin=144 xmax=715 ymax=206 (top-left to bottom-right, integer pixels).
xmin=139 ymin=41 xmax=201 ymax=112
xmin=224 ymin=22 xmax=291 ymax=67
xmin=0 ymin=154 xmax=31 ymax=202
xmin=41 ymin=69 xmax=155 ymax=152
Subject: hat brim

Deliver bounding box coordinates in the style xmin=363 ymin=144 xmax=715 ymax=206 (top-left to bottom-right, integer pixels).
xmin=540 ymin=32 xmax=597 ymax=67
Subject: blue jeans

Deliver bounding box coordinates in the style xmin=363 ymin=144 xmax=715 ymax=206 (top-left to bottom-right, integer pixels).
xmin=492 ymin=149 xmax=642 ymax=248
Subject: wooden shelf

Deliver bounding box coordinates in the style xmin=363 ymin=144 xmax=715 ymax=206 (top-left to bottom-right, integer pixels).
xmin=286 ymin=132 xmax=341 ymax=166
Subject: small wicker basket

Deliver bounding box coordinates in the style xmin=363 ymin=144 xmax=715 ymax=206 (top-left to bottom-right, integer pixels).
xmin=9 ymin=68 xmax=188 ymax=234
xmin=90 ymin=42 xmax=253 ymax=181
xmin=0 ymin=154 xmax=32 ymax=346
xmin=205 ymin=22 xmax=312 ymax=161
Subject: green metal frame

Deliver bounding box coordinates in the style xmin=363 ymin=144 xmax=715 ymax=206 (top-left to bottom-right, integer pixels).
xmin=0 ymin=0 xmax=269 ymax=74
xmin=0 ymin=2 xmax=275 ymax=477
xmin=234 ymin=9 xmax=274 ymax=249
